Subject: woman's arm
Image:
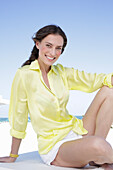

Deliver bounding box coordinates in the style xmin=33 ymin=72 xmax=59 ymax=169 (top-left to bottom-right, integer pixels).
xmin=0 ymin=137 xmax=22 ymax=163
xmin=64 ymin=66 xmax=113 ymax=92
xmin=111 ymin=76 xmax=113 ymax=86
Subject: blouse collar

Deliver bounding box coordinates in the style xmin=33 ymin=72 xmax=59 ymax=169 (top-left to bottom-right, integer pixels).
xmin=29 ymin=60 xmax=58 ymax=75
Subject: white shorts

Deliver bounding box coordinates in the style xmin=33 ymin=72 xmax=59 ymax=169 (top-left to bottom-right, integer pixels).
xmin=40 ymin=130 xmax=82 ymax=165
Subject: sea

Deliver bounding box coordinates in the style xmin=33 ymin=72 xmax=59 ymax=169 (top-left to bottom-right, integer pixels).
xmin=0 ymin=116 xmax=82 ymax=123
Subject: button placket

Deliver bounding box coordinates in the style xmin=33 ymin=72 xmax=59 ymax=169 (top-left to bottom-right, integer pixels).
xmin=55 ymin=97 xmax=60 ymax=112
xmin=49 ymin=74 xmax=60 ymax=110
xmin=40 ymin=70 xmax=61 ymax=114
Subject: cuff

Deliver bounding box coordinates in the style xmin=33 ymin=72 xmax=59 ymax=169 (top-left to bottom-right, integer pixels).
xmin=10 ymin=128 xmax=26 ymax=139
xmin=103 ymin=73 xmax=113 ymax=88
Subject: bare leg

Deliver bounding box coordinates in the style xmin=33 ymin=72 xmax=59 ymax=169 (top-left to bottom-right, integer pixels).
xmin=83 ymin=86 xmax=113 ymax=168
xmin=51 ymin=136 xmax=113 ymax=168
xmin=83 ymin=86 xmax=113 ymax=138
xmin=51 ymin=86 xmax=113 ymax=168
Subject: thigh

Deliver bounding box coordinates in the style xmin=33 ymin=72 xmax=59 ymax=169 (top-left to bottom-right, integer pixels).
xmin=51 ymin=136 xmax=110 ymax=168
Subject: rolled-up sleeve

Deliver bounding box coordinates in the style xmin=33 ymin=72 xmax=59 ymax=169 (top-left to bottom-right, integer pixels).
xmin=103 ymin=73 xmax=113 ymax=88
xmin=8 ymin=69 xmax=28 ymax=139
xmin=64 ymin=67 xmax=113 ymax=92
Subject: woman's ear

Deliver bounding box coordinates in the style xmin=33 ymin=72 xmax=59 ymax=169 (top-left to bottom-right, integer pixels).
xmin=35 ymin=41 xmax=40 ymax=49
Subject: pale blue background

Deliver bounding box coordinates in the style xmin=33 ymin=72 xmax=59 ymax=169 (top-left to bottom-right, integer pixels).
xmin=0 ymin=0 xmax=113 ymax=117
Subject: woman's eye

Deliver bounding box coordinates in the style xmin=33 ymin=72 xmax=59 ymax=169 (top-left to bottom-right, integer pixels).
xmin=57 ymin=47 xmax=62 ymax=50
xmin=46 ymin=44 xmax=51 ymax=48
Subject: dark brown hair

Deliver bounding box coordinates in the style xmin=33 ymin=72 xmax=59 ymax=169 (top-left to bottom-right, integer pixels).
xmin=22 ymin=25 xmax=67 ymax=66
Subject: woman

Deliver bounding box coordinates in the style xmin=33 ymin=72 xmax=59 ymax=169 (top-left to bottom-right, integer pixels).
xmin=1 ymin=24 xmax=113 ymax=169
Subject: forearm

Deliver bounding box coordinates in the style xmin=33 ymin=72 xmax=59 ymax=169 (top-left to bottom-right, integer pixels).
xmin=0 ymin=137 xmax=22 ymax=163
xmin=10 ymin=137 xmax=22 ymax=155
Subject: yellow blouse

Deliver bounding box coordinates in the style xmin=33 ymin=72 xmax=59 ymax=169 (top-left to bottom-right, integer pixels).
xmin=8 ymin=60 xmax=113 ymax=154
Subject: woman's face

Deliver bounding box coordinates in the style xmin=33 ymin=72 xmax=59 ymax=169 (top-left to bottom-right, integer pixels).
xmin=36 ymin=34 xmax=64 ymax=67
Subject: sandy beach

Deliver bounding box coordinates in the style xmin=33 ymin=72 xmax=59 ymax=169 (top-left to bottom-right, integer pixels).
xmin=0 ymin=122 xmax=38 ymax=157
xmin=0 ymin=122 xmax=113 ymax=170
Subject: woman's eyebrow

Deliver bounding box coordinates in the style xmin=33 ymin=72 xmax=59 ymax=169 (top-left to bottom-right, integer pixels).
xmin=45 ymin=42 xmax=63 ymax=47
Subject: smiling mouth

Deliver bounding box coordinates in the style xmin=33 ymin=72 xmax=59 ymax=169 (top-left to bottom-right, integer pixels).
xmin=45 ymin=55 xmax=56 ymax=60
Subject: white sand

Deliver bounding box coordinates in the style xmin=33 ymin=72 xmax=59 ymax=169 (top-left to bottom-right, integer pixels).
xmin=0 ymin=122 xmax=113 ymax=169
xmin=0 ymin=122 xmax=38 ymax=156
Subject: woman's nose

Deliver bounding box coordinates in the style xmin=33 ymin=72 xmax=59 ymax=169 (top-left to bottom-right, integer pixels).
xmin=50 ymin=48 xmax=56 ymax=56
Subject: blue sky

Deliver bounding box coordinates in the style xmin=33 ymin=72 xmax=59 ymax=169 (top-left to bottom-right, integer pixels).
xmin=0 ymin=0 xmax=113 ymax=116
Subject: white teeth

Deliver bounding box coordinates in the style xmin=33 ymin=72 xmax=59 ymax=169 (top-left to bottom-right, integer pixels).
xmin=46 ymin=55 xmax=54 ymax=60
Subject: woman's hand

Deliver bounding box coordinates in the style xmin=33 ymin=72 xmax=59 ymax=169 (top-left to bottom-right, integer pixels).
xmin=0 ymin=137 xmax=21 ymax=163
xmin=0 ymin=156 xmax=17 ymax=163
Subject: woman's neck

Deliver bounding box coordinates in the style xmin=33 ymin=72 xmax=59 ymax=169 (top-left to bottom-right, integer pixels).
xmin=37 ymin=59 xmax=51 ymax=74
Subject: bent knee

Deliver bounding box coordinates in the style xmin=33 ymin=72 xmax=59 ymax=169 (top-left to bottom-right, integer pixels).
xmin=91 ymin=136 xmax=112 ymax=156
xmin=100 ymin=86 xmax=113 ymax=100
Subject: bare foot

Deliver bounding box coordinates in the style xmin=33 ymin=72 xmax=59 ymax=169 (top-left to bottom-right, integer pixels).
xmin=89 ymin=161 xmax=100 ymax=167
xmin=101 ymin=164 xmax=113 ymax=170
